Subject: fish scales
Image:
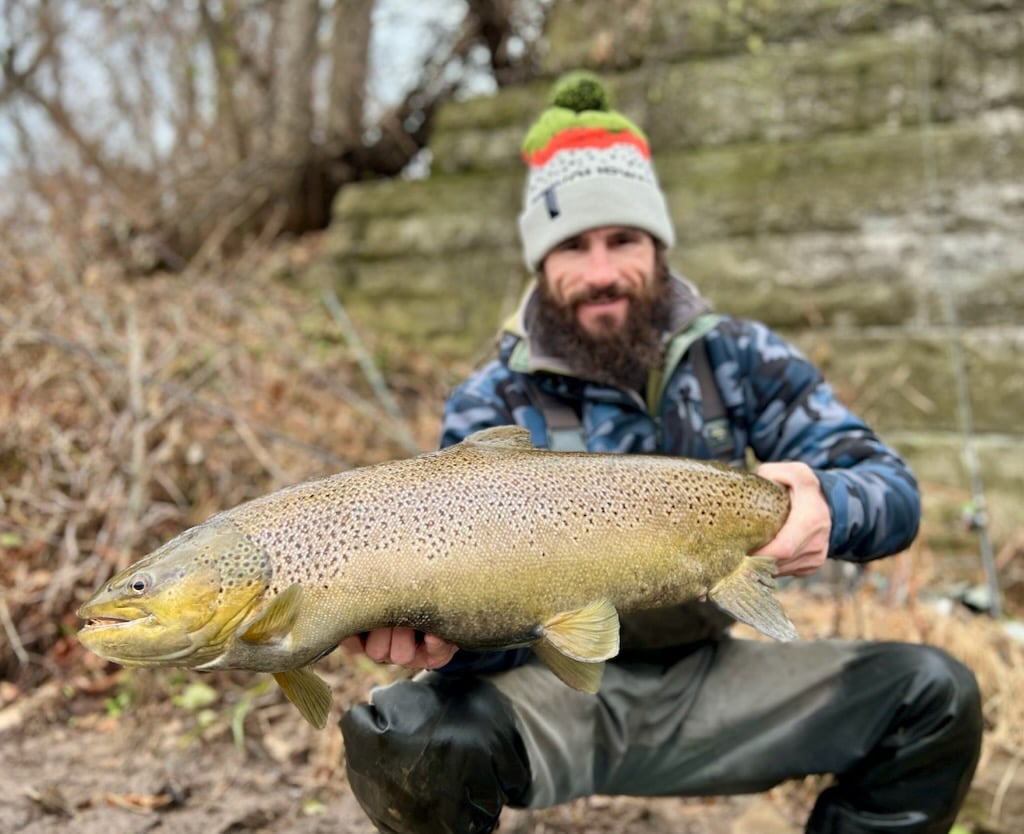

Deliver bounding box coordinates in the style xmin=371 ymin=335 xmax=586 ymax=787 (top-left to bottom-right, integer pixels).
xmin=229 ymin=443 xmax=777 ymax=641
xmin=79 ymin=425 xmax=798 ymax=728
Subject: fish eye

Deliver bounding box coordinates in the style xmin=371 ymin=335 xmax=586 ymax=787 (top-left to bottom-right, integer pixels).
xmin=127 ymin=573 xmax=151 ymax=594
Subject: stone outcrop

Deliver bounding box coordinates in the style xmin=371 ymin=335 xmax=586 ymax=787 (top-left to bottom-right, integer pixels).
xmin=315 ymin=0 xmax=1024 ymax=560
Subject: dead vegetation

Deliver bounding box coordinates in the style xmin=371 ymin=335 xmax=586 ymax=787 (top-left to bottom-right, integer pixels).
xmin=0 ymin=234 xmax=464 ymax=687
xmin=1 ymin=243 xmax=1023 ymax=833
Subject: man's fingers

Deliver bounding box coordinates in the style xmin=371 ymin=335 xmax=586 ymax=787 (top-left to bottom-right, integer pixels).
xmin=340 ymin=634 xmax=367 ymax=655
xmin=345 ymin=628 xmax=458 ymax=670
xmin=364 ymin=628 xmax=397 ymax=663
xmin=420 ymin=633 xmax=458 ymax=669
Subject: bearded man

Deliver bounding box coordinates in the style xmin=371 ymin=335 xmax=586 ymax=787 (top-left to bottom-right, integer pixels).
xmin=339 ymin=71 xmax=982 ymax=834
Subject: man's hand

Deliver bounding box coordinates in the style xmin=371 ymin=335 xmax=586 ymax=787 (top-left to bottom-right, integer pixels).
xmin=341 ymin=628 xmax=459 ymax=670
xmin=753 ymin=461 xmax=832 ymax=578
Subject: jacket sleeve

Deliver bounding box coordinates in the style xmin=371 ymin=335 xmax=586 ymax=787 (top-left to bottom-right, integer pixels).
xmin=713 ymin=319 xmax=921 ymax=561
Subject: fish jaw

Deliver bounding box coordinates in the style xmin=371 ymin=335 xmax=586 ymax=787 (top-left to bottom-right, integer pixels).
xmin=78 ymin=518 xmax=271 ymax=668
xmin=78 ymin=605 xmax=195 ymax=665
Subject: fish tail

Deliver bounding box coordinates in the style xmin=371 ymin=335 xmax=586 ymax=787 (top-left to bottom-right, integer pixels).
xmin=709 ymin=556 xmax=799 ymax=642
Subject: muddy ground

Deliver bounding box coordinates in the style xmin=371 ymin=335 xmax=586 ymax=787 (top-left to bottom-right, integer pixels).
xmin=0 ymin=664 xmax=795 ymax=834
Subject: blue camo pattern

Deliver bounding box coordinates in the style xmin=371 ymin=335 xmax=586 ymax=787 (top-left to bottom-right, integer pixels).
xmin=440 ymin=315 xmax=920 ymax=561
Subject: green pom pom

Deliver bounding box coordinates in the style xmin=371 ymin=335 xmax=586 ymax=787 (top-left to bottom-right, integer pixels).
xmin=549 ymin=71 xmax=610 ymax=113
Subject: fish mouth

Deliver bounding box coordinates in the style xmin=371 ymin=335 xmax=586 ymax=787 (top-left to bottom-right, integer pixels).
xmin=80 ymin=614 xmax=154 ymax=631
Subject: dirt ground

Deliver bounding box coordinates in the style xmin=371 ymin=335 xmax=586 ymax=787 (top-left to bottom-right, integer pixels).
xmin=2 ymin=584 xmax=1022 ymax=834
xmin=0 ymin=665 xmax=792 ymax=834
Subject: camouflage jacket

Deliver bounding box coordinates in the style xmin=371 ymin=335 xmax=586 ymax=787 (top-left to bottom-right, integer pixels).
xmin=438 ymin=276 xmax=920 ymax=668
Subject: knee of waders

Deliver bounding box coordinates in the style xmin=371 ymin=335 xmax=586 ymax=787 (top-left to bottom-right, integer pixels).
xmin=808 ymin=643 xmax=982 ymax=833
xmin=340 ymin=675 xmax=531 ymax=834
xmin=894 ymin=642 xmax=982 ymax=759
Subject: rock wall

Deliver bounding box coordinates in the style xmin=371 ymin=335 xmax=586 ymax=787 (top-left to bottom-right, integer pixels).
xmin=315 ymin=0 xmax=1024 ymax=560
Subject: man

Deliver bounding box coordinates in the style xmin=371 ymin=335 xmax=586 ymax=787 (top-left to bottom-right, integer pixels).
xmin=339 ymin=71 xmax=982 ymax=834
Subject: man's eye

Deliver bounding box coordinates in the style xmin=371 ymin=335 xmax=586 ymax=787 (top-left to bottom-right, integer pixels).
xmin=610 ymin=233 xmax=641 ymax=247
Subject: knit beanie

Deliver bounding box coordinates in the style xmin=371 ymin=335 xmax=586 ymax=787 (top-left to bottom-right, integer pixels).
xmin=517 ymin=71 xmax=676 ymax=271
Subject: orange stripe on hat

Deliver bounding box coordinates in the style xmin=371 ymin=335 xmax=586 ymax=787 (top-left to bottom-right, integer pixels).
xmin=522 ymin=126 xmax=651 ymax=167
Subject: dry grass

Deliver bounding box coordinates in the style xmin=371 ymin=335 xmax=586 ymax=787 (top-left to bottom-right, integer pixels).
xmin=0 ymin=236 xmax=464 ymax=684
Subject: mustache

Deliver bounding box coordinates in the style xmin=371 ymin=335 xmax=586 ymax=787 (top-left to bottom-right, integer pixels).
xmin=566 ymin=282 xmax=636 ymax=306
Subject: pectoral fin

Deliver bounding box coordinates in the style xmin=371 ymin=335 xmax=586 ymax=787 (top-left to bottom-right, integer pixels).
xmin=709 ymin=556 xmax=799 ymax=642
xmin=242 ymin=584 xmax=303 ymax=643
xmin=531 ymin=599 xmax=620 ymax=693
xmin=273 ymin=667 xmax=333 ymax=729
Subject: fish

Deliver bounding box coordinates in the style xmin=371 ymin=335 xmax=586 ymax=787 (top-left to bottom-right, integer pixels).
xmin=78 ymin=425 xmax=797 ymax=729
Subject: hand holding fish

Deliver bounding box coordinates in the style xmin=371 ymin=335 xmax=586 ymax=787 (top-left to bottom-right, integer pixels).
xmin=753 ymin=461 xmax=831 ymax=578
xmin=342 ymin=629 xmax=458 ymax=670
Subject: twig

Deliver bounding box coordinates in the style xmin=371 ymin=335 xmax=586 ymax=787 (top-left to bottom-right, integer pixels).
xmin=321 ymin=287 xmax=421 ymax=455
xmin=124 ymin=301 xmax=148 ymax=555
xmin=0 ymin=595 xmax=29 ymax=666
xmin=991 ymin=751 xmax=1020 ymax=823
xmin=232 ymin=417 xmax=293 ymax=485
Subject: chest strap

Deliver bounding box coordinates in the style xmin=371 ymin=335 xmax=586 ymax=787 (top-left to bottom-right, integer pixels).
xmin=523 ymin=337 xmax=738 ymax=462
xmin=522 ymin=378 xmax=588 ymax=452
xmin=688 ymin=337 xmax=737 ymax=461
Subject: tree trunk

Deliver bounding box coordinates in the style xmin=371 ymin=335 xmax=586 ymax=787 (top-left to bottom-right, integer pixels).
xmin=328 ymin=0 xmax=374 ymax=147
xmin=270 ymin=0 xmax=320 ymax=159
xmin=198 ymin=0 xmax=248 ymax=165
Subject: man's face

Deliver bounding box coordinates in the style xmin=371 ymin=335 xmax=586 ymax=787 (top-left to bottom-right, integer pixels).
xmin=541 ymin=226 xmax=658 ymax=338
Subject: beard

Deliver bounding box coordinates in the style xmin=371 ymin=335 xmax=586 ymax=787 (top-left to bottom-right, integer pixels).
xmin=533 ymin=269 xmax=672 ymax=392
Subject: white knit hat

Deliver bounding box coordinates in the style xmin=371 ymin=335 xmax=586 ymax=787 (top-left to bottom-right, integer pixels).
xmin=517 ymin=71 xmax=676 ymax=270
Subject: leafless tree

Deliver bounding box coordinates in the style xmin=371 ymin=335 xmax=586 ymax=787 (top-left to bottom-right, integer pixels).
xmin=0 ymin=0 xmax=549 ymax=270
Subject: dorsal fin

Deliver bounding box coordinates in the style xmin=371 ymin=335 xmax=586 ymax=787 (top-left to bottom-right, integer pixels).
xmin=241 ymin=584 xmax=303 ymax=643
xmin=462 ymin=426 xmax=536 ymax=449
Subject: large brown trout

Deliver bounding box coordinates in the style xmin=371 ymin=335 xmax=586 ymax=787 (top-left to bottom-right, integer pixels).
xmin=79 ymin=426 xmax=797 ymax=728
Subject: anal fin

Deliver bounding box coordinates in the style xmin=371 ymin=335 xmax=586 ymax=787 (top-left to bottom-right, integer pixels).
xmin=709 ymin=556 xmax=799 ymax=642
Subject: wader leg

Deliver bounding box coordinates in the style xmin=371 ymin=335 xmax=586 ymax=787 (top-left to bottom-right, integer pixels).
xmin=802 ymin=643 xmax=982 ymax=834
xmin=340 ymin=675 xmax=530 ymax=834
xmin=339 ymin=640 xmax=981 ymax=834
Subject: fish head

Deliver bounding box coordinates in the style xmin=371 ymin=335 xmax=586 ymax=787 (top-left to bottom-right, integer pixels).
xmin=78 ymin=518 xmax=271 ymax=668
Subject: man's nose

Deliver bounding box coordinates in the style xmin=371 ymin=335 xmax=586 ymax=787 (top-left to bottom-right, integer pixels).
xmin=583 ymin=242 xmax=616 ymax=285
